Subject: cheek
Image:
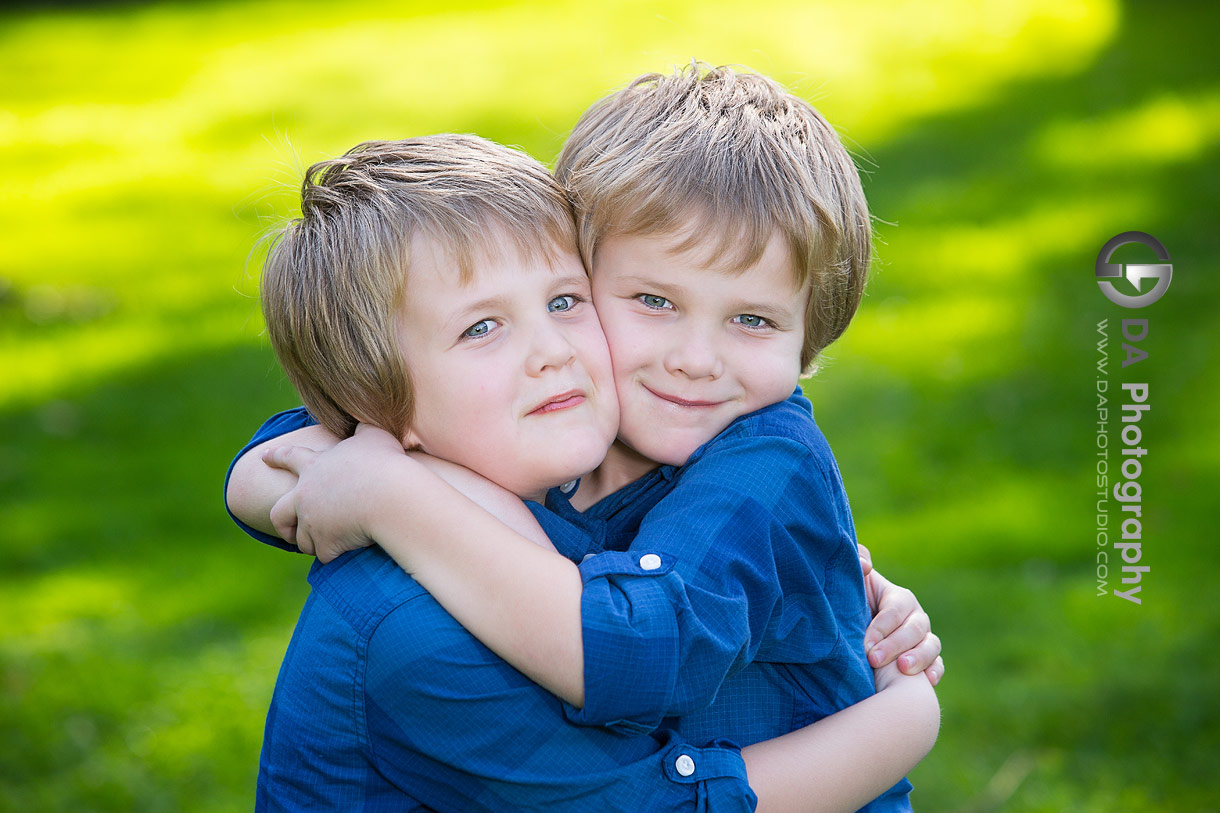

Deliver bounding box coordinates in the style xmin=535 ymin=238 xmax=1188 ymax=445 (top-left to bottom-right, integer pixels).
xmin=595 ymin=307 xmax=636 ymax=351
xmin=760 ymin=358 xmax=803 ymax=399
xmin=577 ymin=323 xmax=613 ymax=373
xmin=737 ymin=344 xmax=801 ymax=395
xmin=426 ymin=369 xmax=496 ymax=434
xmin=604 ymin=326 xmax=648 ymax=375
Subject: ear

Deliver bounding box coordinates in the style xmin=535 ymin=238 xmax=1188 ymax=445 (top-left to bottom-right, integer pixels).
xmin=401 ymin=425 xmax=423 ymax=451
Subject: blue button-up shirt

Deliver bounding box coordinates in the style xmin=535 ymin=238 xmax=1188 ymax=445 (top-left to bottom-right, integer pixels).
xmin=228 ymin=388 xmax=911 ymax=810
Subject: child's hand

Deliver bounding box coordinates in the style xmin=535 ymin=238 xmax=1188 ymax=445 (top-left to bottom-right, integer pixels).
xmin=262 ymin=424 xmax=408 ymax=563
xmin=861 ymin=559 xmax=945 ymax=687
xmin=858 ymin=542 xmax=874 ymax=577
xmin=262 ymin=446 xmax=311 ymax=549
xmin=871 ymin=657 xmax=907 ymax=694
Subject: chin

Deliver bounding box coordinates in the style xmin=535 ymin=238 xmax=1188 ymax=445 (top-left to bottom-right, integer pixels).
xmin=633 ymin=440 xmax=697 ymax=469
xmin=551 ymin=445 xmax=612 ymax=484
xmin=620 ymin=419 xmax=718 ymax=469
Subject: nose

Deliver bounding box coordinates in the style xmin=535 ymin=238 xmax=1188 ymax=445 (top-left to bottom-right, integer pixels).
xmin=663 ymin=329 xmax=723 ymax=380
xmin=526 ymin=319 xmax=576 ymax=375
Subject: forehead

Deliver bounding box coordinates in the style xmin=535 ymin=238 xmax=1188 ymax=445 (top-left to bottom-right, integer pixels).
xmin=593 ymin=224 xmax=803 ymax=295
xmin=403 ymin=231 xmax=589 ymax=314
xmin=409 ymin=226 xmax=584 ymax=286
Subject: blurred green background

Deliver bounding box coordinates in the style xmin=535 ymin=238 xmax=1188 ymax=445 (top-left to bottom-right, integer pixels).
xmin=2 ymin=0 xmax=1217 ymax=809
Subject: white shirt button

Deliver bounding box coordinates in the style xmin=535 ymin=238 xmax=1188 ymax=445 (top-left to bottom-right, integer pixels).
xmin=675 ymin=754 xmax=696 ymax=777
xmin=559 ymin=480 xmax=578 ymax=494
xmin=581 ymin=553 xmax=596 ymax=563
xmin=639 ymin=554 xmax=662 ymax=571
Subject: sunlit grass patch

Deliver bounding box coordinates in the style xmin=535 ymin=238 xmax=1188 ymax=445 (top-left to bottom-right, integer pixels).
xmin=1035 ymin=90 xmax=1220 ymax=168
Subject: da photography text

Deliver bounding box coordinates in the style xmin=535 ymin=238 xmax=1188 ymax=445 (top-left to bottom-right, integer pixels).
xmin=1093 ymin=232 xmax=1172 ymax=605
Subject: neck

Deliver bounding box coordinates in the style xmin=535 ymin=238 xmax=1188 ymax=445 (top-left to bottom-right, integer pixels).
xmin=571 ymin=440 xmax=659 ymax=510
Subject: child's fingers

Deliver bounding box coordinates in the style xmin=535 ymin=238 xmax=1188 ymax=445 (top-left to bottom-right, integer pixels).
xmin=262 ymin=444 xmax=319 ymax=474
xmin=895 ymin=631 xmax=941 ymax=677
xmin=925 ymin=655 xmax=945 ymax=687
xmin=857 ymin=543 xmax=873 ymax=576
xmin=294 ymin=528 xmax=318 ymax=559
xmin=866 ymin=605 xmax=931 ymax=668
xmin=269 ymin=493 xmax=302 ymax=551
xmin=863 ymin=582 xmax=918 ymax=650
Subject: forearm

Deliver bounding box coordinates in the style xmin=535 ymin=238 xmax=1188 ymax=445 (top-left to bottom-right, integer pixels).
xmin=405 ymin=453 xmax=556 ymax=552
xmin=741 ymin=674 xmax=939 ymax=812
xmin=226 ymin=425 xmax=341 ymax=537
xmin=368 ymin=457 xmax=586 ymax=705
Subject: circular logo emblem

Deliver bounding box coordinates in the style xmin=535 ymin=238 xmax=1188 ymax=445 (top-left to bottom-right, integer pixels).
xmin=1095 ymin=232 xmax=1172 ymax=309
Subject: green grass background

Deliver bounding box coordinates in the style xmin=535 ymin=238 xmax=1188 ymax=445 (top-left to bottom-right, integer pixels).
xmin=2 ymin=0 xmax=1217 ymax=809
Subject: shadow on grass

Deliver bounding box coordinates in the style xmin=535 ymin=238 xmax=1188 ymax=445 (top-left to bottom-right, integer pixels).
xmin=0 ymin=342 xmax=310 ymax=811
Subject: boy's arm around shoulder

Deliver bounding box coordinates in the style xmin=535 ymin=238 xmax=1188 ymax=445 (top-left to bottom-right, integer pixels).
xmin=743 ymin=665 xmax=939 ymax=812
xmin=255 ymin=425 xmax=556 ymax=556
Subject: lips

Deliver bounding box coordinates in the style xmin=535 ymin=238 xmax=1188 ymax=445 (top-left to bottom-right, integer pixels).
xmin=643 ymin=384 xmax=723 ymax=409
xmin=528 ymin=390 xmax=586 ymax=415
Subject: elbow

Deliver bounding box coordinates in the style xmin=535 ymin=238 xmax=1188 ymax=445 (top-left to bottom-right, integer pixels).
xmin=224 ymin=465 xmax=250 ymax=520
xmin=912 ymin=678 xmax=941 ymax=762
xmin=224 ymin=454 xmax=259 ymax=525
xmin=225 ymin=449 xmax=282 ymax=535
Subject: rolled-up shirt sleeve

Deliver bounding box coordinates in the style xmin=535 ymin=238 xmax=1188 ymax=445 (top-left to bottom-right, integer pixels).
xmin=566 ymin=551 xmax=685 ymax=734
xmin=566 ymin=433 xmax=847 ymax=734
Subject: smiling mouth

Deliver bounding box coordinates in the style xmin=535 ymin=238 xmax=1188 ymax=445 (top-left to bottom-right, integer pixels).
xmin=643 ymin=385 xmax=723 ymax=409
xmin=529 ymin=390 xmax=586 ymax=415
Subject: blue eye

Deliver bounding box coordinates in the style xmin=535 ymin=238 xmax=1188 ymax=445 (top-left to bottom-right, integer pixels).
xmin=548 ymin=295 xmax=577 ymax=312
xmin=734 ymin=314 xmax=767 ymax=328
xmin=640 ymin=294 xmax=671 ymax=309
xmin=463 ymin=319 xmax=495 ymax=339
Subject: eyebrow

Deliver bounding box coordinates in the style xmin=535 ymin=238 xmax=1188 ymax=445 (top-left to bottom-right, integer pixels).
xmin=444 ymin=270 xmax=591 ymax=329
xmin=733 ymin=300 xmax=798 ymax=324
xmin=611 ymin=273 xmax=684 ymax=298
xmin=444 ymin=294 xmax=512 ymax=332
xmin=613 ymin=274 xmax=800 ymax=327
xmin=548 ymin=270 xmax=593 ymax=289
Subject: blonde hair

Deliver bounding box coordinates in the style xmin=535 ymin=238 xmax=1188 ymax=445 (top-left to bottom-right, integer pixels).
xmin=261 ymin=135 xmax=577 ymax=439
xmin=556 ymin=62 xmax=871 ymax=370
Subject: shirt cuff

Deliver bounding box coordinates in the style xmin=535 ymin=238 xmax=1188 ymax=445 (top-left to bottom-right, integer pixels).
xmin=564 ymin=550 xmax=683 ymax=733
xmin=661 ymin=737 xmax=758 ymax=813
xmin=223 ymin=407 xmax=316 ymax=553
